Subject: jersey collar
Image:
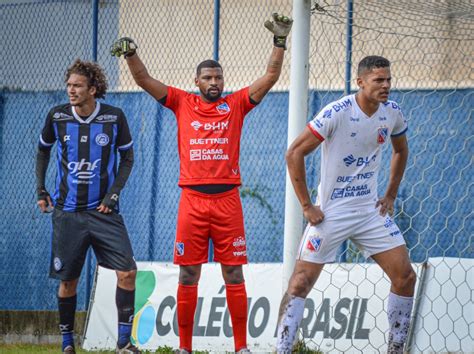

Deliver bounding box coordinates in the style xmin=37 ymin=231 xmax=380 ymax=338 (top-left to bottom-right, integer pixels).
xmin=71 ymin=102 xmax=101 ymax=124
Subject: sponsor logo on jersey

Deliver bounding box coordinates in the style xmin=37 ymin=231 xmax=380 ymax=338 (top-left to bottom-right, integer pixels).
xmin=331 ymin=184 xmax=371 ymax=199
xmin=323 ymin=109 xmax=332 ymax=119
xmin=67 ymin=158 xmax=101 ymax=182
xmin=343 ymin=154 xmax=377 ymax=167
xmin=307 ymin=237 xmax=322 ymax=252
xmin=95 ymin=133 xmax=110 ymax=146
xmin=63 ymin=135 xmax=71 ymax=142
xmin=95 ymin=114 xmax=117 ymax=122
xmin=350 ymin=132 xmax=357 ymax=137
xmin=175 ymin=242 xmax=184 ymax=256
xmin=216 ymin=102 xmax=230 ymax=114
xmin=80 ymin=135 xmax=88 ymax=143
xmin=336 ymin=172 xmax=375 ymax=183
xmin=378 ymin=116 xmax=387 ymax=121
xmin=332 ymin=98 xmax=352 ymax=112
xmin=350 ymin=117 xmax=359 ymax=122
xmin=343 ymin=154 xmax=356 ymax=166
xmin=191 ymin=121 xmax=203 ymax=130
xmin=53 ymin=112 xmax=74 ymax=121
xmin=377 ymin=127 xmax=388 ymax=144
xmin=190 ymin=149 xmax=202 ymax=161
xmin=313 ymin=119 xmax=323 ymax=128
xmin=191 ymin=120 xmax=229 ymax=131
xmin=190 ymin=138 xmax=229 ymax=145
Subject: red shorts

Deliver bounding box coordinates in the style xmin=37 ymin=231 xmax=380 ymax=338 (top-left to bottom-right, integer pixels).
xmin=174 ymin=187 xmax=247 ymax=265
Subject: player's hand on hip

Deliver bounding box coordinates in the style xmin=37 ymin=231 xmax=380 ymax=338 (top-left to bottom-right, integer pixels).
xmin=37 ymin=189 xmax=53 ymax=213
xmin=110 ymin=37 xmax=138 ymax=58
xmin=264 ymin=12 xmax=293 ymax=49
xmin=97 ymin=192 xmax=119 ymax=214
xmin=376 ymin=195 xmax=395 ymax=216
xmin=303 ymin=204 xmax=325 ymax=225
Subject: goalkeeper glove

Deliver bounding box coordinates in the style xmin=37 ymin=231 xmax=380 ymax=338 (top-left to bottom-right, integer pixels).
xmin=110 ymin=37 xmax=138 ymax=58
xmin=264 ymin=13 xmax=293 ymax=50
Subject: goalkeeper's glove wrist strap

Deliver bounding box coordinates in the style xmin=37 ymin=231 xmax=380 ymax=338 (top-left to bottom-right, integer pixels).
xmin=273 ymin=36 xmax=287 ymax=49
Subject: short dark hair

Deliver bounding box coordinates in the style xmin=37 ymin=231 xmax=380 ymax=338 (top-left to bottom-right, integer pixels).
xmin=65 ymin=59 xmax=108 ymax=99
xmin=357 ymin=56 xmax=390 ymax=76
xmin=196 ymin=60 xmax=222 ymax=76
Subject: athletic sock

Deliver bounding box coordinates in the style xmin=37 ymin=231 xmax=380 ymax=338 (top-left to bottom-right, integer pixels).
xmin=276 ymin=295 xmax=305 ymax=352
xmin=177 ymin=283 xmax=198 ymax=351
xmin=225 ymin=282 xmax=248 ymax=351
xmin=116 ymin=286 xmax=135 ymax=348
xmin=387 ymin=292 xmax=414 ymax=346
xmin=58 ymin=294 xmax=77 ymax=351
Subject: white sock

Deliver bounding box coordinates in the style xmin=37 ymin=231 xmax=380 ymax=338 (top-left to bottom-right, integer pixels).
xmin=387 ymin=292 xmax=414 ymax=344
xmin=276 ymin=295 xmax=305 ymax=352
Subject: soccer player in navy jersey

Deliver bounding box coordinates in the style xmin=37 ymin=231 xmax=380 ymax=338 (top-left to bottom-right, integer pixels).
xmin=36 ymin=59 xmax=140 ymax=354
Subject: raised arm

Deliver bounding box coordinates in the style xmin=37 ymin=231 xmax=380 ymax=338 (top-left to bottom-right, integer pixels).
xmin=286 ymin=127 xmax=325 ymax=225
xmin=111 ymin=37 xmax=168 ymax=101
xmin=249 ymin=13 xmax=293 ymax=103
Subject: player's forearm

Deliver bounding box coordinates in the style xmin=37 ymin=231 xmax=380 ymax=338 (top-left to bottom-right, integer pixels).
xmin=265 ymin=46 xmax=285 ymax=85
xmin=126 ymin=53 xmax=151 ymax=87
xmin=385 ymin=149 xmax=408 ymax=199
xmin=36 ymin=147 xmax=51 ymax=191
xmin=108 ymin=148 xmax=134 ymax=195
xmin=286 ymin=150 xmax=312 ymax=209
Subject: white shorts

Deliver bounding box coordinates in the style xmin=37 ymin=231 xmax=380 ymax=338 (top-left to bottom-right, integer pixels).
xmin=297 ymin=208 xmax=406 ymax=264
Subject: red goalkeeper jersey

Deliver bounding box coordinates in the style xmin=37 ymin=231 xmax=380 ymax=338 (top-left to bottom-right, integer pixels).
xmin=164 ymin=86 xmax=256 ymax=186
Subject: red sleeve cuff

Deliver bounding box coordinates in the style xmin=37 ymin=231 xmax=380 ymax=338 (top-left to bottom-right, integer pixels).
xmin=307 ymin=123 xmax=325 ymax=142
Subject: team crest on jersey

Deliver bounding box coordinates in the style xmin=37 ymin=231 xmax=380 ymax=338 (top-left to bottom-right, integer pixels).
xmin=95 ymin=133 xmax=109 ymax=146
xmin=216 ymin=102 xmax=230 ymax=114
xmin=175 ymin=242 xmax=185 ymax=256
xmin=377 ymin=127 xmax=388 ymax=144
xmin=307 ymin=237 xmax=323 ymax=252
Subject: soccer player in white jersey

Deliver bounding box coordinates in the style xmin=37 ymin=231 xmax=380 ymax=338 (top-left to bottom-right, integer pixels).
xmin=276 ymin=56 xmax=416 ymax=354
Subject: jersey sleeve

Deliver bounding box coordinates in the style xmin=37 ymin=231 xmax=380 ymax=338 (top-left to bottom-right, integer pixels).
xmin=39 ymin=109 xmax=56 ymax=148
xmin=229 ymin=87 xmax=257 ymax=118
xmin=391 ymin=105 xmax=408 ymax=137
xmin=117 ymin=110 xmax=133 ymax=151
xmin=163 ymin=86 xmax=188 ymax=113
xmin=307 ymin=105 xmax=338 ymax=141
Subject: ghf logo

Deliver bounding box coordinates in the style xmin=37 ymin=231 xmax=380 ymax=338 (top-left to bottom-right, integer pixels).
xmin=377 ymin=127 xmax=388 ymax=144
xmin=343 ymin=154 xmax=377 ymax=167
xmin=323 ymin=109 xmax=332 ymax=119
xmin=191 ymin=121 xmax=203 ymax=131
xmin=307 ymin=237 xmax=323 ymax=252
xmin=216 ymin=102 xmax=230 ymax=114
xmin=95 ymin=133 xmax=109 ymax=146
xmin=67 ymin=158 xmax=101 ymax=179
xmin=313 ymin=119 xmax=323 ymax=129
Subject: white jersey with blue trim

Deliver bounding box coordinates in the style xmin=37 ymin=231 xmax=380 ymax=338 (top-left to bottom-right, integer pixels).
xmin=307 ymin=94 xmax=407 ymax=216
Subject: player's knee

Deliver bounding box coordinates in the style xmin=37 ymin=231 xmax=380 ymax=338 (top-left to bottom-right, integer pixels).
xmin=179 ymin=266 xmax=201 ymax=285
xmin=392 ymin=267 xmax=416 ymax=292
xmin=117 ymin=269 xmax=137 ymax=288
xmin=59 ymin=279 xmax=79 ymax=297
xmin=222 ymin=265 xmax=244 ymax=284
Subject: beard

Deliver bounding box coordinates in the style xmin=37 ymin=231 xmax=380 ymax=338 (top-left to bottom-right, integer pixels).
xmin=201 ymin=87 xmax=222 ymax=102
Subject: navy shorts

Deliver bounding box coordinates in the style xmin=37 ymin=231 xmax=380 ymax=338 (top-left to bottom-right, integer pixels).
xmin=50 ymin=209 xmax=137 ymax=280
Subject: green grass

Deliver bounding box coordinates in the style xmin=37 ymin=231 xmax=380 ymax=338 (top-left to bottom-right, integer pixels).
xmin=0 ymin=343 xmax=322 ymax=353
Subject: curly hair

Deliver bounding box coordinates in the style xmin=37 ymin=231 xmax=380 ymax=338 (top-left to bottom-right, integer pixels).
xmin=65 ymin=59 xmax=108 ymax=99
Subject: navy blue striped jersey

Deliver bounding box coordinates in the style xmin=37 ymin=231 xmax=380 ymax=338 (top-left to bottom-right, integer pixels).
xmin=39 ymin=102 xmax=133 ymax=212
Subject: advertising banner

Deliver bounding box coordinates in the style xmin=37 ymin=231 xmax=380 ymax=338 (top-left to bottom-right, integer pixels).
xmin=83 ymin=262 xmax=422 ymax=352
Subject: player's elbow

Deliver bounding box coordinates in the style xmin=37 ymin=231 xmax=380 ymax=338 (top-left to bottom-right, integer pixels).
xmin=285 ymin=147 xmax=299 ymax=166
